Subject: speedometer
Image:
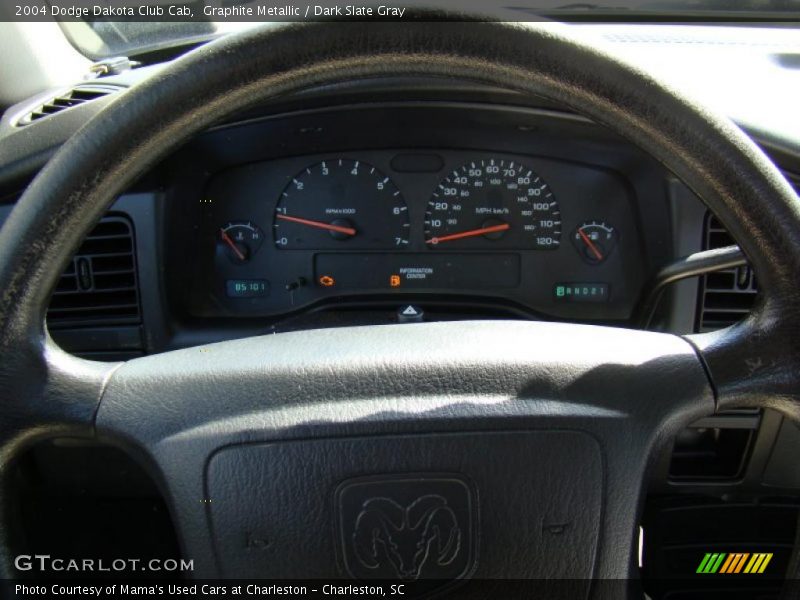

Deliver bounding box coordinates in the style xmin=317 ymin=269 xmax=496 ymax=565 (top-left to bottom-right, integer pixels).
xmin=425 ymin=158 xmax=561 ymax=250
xmin=274 ymin=159 xmax=409 ymax=250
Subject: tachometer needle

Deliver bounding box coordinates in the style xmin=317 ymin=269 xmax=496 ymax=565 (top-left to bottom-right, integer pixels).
xmin=220 ymin=229 xmax=246 ymax=261
xmin=578 ymin=227 xmax=604 ymax=261
xmin=426 ymin=223 xmax=510 ymax=245
xmin=275 ymin=214 xmax=357 ymax=236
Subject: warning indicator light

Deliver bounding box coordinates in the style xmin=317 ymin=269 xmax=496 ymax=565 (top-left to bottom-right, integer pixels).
xmin=390 ymin=274 xmax=401 ymax=288
xmin=319 ymin=275 xmax=336 ymax=287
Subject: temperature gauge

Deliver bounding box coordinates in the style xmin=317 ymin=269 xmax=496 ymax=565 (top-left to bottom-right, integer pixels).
xmin=218 ymin=221 xmax=264 ymax=265
xmin=572 ymin=221 xmax=617 ymax=265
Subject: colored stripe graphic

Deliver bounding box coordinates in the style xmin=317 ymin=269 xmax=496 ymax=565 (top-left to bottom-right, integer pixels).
xmin=697 ymin=552 xmax=773 ymax=574
xmin=710 ymin=553 xmax=726 ymax=573
xmin=697 ymin=553 xmax=726 ymax=573
xmin=744 ymin=553 xmax=774 ymax=574
xmin=758 ymin=553 xmax=773 ymax=573
xmin=744 ymin=554 xmax=760 ymax=573
xmin=719 ymin=553 xmax=735 ymax=573
xmin=732 ymin=553 xmax=749 ymax=573
xmin=696 ymin=553 xmax=713 ymax=573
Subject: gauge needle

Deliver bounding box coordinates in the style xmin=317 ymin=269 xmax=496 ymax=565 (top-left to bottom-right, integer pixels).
xmin=275 ymin=214 xmax=357 ymax=236
xmin=578 ymin=227 xmax=604 ymax=261
xmin=219 ymin=228 xmax=246 ymax=261
xmin=426 ymin=223 xmax=510 ymax=245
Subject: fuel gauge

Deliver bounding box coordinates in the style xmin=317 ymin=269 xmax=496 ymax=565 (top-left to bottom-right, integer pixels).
xmin=218 ymin=221 xmax=264 ymax=265
xmin=572 ymin=221 xmax=617 ymax=265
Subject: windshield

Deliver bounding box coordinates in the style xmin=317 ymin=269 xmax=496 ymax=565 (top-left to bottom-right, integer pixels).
xmin=46 ymin=0 xmax=800 ymax=59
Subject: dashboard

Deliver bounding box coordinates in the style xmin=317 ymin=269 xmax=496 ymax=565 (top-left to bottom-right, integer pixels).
xmin=161 ymin=102 xmax=671 ymax=327
xmin=1 ymin=23 xmax=798 ymax=344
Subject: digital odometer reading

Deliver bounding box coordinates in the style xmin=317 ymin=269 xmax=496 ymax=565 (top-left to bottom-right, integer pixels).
xmin=425 ymin=158 xmax=561 ymax=250
xmin=274 ymin=159 xmax=410 ymax=250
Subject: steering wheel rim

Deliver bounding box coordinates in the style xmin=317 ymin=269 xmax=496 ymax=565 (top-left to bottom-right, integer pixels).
xmin=0 ymin=20 xmax=798 ymax=593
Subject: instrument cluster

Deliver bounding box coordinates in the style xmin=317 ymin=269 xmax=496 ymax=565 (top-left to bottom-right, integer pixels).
xmin=187 ymin=150 xmax=643 ymax=321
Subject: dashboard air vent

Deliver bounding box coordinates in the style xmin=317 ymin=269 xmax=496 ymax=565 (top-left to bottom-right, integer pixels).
xmin=695 ymin=173 xmax=799 ymax=332
xmin=21 ymin=85 xmax=119 ymax=125
xmin=696 ymin=213 xmax=757 ymax=332
xmin=47 ymin=215 xmax=140 ymax=328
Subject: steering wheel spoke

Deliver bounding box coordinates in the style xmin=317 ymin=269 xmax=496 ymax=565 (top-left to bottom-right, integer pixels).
xmin=690 ymin=302 xmax=800 ymax=417
xmin=0 ymin=337 xmax=113 ymax=453
xmin=0 ymin=336 xmax=114 ymax=571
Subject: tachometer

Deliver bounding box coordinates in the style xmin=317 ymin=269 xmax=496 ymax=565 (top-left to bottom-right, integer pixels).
xmin=425 ymin=158 xmax=561 ymax=250
xmin=274 ymin=159 xmax=409 ymax=250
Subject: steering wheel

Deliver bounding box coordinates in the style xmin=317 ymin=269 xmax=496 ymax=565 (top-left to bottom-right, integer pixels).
xmin=1 ymin=20 xmax=798 ymax=596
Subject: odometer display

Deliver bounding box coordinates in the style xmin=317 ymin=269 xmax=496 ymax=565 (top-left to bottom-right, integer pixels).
xmin=274 ymin=159 xmax=410 ymax=250
xmin=425 ymin=158 xmax=561 ymax=250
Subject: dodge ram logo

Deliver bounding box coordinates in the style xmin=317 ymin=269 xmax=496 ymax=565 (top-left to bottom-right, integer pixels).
xmin=336 ymin=474 xmax=477 ymax=582
xmin=353 ymin=495 xmax=460 ymax=579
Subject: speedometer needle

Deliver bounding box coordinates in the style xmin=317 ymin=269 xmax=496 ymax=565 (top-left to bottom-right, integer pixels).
xmin=219 ymin=228 xmax=246 ymax=261
xmin=275 ymin=214 xmax=357 ymax=236
xmin=426 ymin=223 xmax=510 ymax=245
xmin=578 ymin=227 xmax=604 ymax=261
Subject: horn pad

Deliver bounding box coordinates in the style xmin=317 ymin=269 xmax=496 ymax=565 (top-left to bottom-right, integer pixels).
xmin=206 ymin=431 xmax=602 ymax=586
